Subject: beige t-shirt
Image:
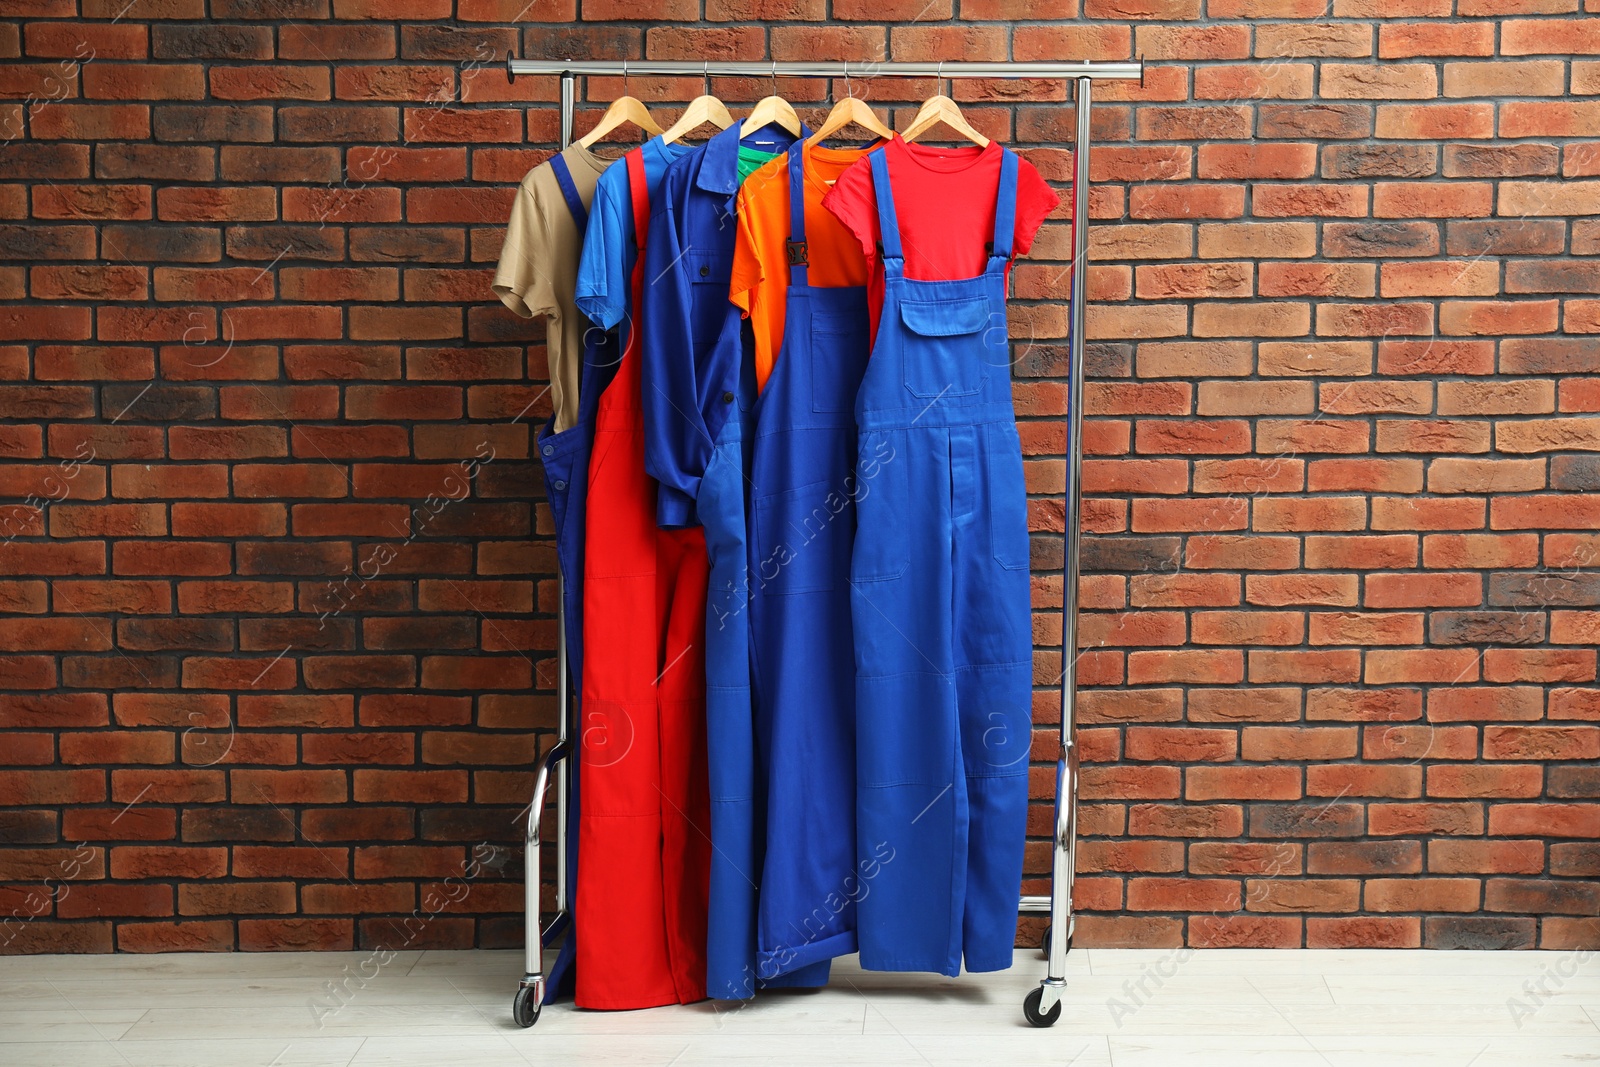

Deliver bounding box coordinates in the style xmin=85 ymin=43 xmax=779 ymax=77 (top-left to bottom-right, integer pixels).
xmin=492 ymin=144 xmax=611 ymax=433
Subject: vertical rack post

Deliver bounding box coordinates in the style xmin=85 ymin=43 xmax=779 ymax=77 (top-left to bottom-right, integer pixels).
xmin=1034 ymin=73 xmax=1093 ymax=1020
xmin=552 ymin=72 xmax=576 ymax=920
xmin=559 ymin=72 xmax=574 ymax=153
xmin=517 ymin=71 xmax=578 ymax=1028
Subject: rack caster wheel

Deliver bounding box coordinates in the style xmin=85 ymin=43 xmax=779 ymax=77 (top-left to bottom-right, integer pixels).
xmin=1023 ymin=986 xmax=1061 ymax=1028
xmin=513 ymin=985 xmax=541 ymax=1028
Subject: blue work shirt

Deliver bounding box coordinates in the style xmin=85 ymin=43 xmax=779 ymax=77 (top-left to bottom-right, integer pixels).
xmin=641 ymin=122 xmax=805 ymax=528
xmin=575 ymin=136 xmax=690 ymax=336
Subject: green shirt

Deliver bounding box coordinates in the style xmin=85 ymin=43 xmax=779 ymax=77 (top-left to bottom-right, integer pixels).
xmin=737 ymin=145 xmax=780 ymax=183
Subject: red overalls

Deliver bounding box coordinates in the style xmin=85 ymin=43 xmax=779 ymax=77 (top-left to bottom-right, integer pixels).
xmin=576 ymin=147 xmax=712 ymax=1009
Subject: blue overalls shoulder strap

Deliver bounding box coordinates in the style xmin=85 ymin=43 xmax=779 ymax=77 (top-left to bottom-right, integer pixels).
xmin=549 ymin=152 xmax=588 ymax=232
xmin=867 ymin=147 xmax=903 ymax=275
xmin=785 ymin=140 xmax=808 ymax=289
xmin=988 ymin=147 xmax=1018 ymax=267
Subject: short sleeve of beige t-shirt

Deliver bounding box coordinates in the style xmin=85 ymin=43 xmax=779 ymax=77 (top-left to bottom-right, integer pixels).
xmin=492 ymin=144 xmax=610 ymax=433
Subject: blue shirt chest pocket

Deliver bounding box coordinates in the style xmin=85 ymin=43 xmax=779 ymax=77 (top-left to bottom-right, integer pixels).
xmin=686 ymin=249 xmax=734 ymax=351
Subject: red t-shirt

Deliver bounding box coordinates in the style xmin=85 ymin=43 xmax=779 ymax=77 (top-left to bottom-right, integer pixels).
xmin=821 ymin=135 xmax=1062 ymax=342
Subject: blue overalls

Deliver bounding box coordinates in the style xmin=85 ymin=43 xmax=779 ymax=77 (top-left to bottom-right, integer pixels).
xmin=640 ymin=122 xmax=830 ymax=1001
xmin=850 ymin=146 xmax=1032 ymax=976
xmin=533 ymin=153 xmax=618 ymax=1003
xmin=694 ymin=347 xmax=766 ymax=999
xmin=747 ymin=141 xmax=872 ymax=981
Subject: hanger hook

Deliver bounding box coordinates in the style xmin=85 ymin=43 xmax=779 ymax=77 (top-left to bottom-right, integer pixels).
xmin=703 ymin=60 xmax=710 ymax=98
xmin=771 ymin=58 xmax=778 ymax=98
xmin=938 ymin=59 xmax=948 ymax=99
xmin=843 ymin=62 xmax=852 ymax=100
xmin=621 ymin=57 xmax=629 ymax=98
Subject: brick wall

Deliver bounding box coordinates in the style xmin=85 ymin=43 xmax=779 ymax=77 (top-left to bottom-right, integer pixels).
xmin=0 ymin=1 xmax=1596 ymax=955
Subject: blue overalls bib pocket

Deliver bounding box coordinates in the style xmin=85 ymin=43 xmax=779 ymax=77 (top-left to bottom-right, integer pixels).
xmin=899 ymin=296 xmax=990 ymax=398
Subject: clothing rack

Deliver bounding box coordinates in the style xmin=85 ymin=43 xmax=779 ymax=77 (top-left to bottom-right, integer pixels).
xmin=506 ymin=54 xmax=1145 ymax=1030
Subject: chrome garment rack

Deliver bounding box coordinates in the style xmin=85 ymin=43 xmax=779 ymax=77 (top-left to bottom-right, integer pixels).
xmin=506 ymin=54 xmax=1144 ymax=1030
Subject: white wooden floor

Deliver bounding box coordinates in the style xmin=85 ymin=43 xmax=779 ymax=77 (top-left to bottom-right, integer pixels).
xmin=0 ymin=948 xmax=1597 ymax=1066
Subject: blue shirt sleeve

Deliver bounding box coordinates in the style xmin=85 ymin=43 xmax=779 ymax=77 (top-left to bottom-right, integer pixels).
xmin=575 ymin=171 xmax=627 ymax=331
xmin=641 ymin=189 xmax=709 ymax=529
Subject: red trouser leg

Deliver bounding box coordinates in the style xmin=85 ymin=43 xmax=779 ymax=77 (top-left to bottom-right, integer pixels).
xmin=577 ymin=383 xmax=679 ymax=1010
xmin=656 ymin=524 xmax=711 ymax=1004
xmin=575 ymin=334 xmax=712 ymax=1007
xmin=574 ymin=145 xmax=710 ymax=1008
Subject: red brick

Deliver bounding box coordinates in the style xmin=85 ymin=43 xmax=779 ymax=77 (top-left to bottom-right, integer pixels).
xmin=117 ymin=921 xmax=231 ymax=953
xmin=1365 ymin=878 xmax=1481 ymax=913
xmin=1191 ymin=611 xmax=1304 ymax=647
xmin=1126 ymin=649 xmax=1243 ymax=684
xmin=157 ymin=187 xmax=275 ymax=223
xmin=1126 ymin=877 xmax=1240 ymax=913
xmin=1439 ymin=299 xmax=1561 ymax=337
xmin=1364 ymin=724 xmax=1479 ymax=762
xmin=1312 ymin=614 xmax=1427 ymax=646
xmin=1430 ymin=840 xmax=1545 ymax=875
xmin=1308 ymin=916 xmax=1420 ymax=948
xmin=1250 ymin=650 xmax=1362 ymax=684
xmin=57 ymin=883 xmax=172 ymax=920
xmin=1124 ymin=727 xmax=1237 ymax=763
xmin=1186 ymin=534 xmax=1300 ymax=570
xmin=1488 ymin=804 xmax=1599 ymax=838
xmin=1254 ymin=497 xmax=1367 ymax=532
xmin=1424 ymin=534 xmax=1537 ymax=572
xmin=1256 ymin=419 xmax=1371 ymax=455
xmin=1306 ymin=690 xmax=1421 ymax=725
xmin=1367 ymin=648 xmax=1482 ymax=685
xmin=1369 ymin=802 xmax=1486 ymax=836
xmin=1075 ymin=690 xmax=1177 ymax=729
xmin=1365 ymin=573 xmax=1483 ymax=609
xmin=1427 ymin=687 xmax=1544 ymax=723
xmin=1247 ymin=575 xmax=1359 ymax=608
xmin=1485 ymin=725 xmax=1600 ymax=760
xmin=353 ymin=770 xmax=467 ymax=804
xmin=1502 ymin=18 xmax=1600 ymax=55
xmin=1428 ymin=765 xmax=1545 ymax=800
xmin=1188 ymin=688 xmax=1301 ymax=723
xmin=1188 ymin=766 xmax=1302 ymax=801
xmin=1308 ymin=764 xmax=1423 ymax=799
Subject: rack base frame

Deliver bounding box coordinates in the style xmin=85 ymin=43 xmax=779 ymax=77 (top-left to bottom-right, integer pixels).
xmin=509 ymin=55 xmax=1141 ymax=1030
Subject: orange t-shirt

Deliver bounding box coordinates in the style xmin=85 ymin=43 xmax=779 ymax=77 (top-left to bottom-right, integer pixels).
xmin=729 ymin=142 xmax=876 ymax=392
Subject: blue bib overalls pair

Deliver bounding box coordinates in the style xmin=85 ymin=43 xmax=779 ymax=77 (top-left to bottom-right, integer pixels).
xmin=747 ymin=141 xmax=874 ymax=982
xmin=850 ymin=146 xmax=1033 ymax=976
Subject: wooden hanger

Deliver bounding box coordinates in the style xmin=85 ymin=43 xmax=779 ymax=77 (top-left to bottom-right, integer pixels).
xmin=741 ymin=95 xmax=802 ymax=137
xmin=576 ymin=95 xmax=663 ymax=148
xmin=576 ymin=61 xmax=664 ymax=148
xmin=741 ymin=61 xmax=802 ymax=137
xmin=803 ymin=94 xmax=892 ymax=147
xmin=660 ymin=93 xmax=734 ymax=145
xmin=658 ymin=65 xmax=734 ymax=146
xmin=901 ymin=94 xmax=989 ymax=147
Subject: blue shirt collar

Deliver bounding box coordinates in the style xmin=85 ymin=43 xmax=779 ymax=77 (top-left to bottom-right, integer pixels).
xmin=694 ymin=121 xmax=806 ymax=194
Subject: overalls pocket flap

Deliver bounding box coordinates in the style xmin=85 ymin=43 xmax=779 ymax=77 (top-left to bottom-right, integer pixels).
xmin=898 ymin=296 xmax=989 ymax=338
